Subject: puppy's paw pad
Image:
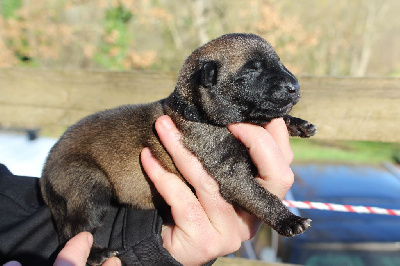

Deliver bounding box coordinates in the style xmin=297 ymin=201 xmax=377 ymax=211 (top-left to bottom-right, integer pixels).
xmin=301 ymin=123 xmax=317 ymax=138
xmin=275 ymin=217 xmax=311 ymax=237
xmin=88 ymin=246 xmax=119 ymax=266
xmin=285 ymin=116 xmax=317 ymax=138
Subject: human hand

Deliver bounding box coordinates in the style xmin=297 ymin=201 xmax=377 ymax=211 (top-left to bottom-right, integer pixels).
xmin=2 ymin=261 xmax=22 ymax=266
xmin=54 ymin=232 xmax=121 ymax=266
xmin=2 ymin=232 xmax=121 ymax=266
xmin=140 ymin=115 xmax=294 ymax=265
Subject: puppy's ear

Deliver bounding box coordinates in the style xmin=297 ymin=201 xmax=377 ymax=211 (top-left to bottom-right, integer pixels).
xmin=201 ymin=61 xmax=218 ymax=88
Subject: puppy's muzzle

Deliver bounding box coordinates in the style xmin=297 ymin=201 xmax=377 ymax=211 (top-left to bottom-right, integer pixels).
xmin=287 ymin=82 xmax=300 ymax=94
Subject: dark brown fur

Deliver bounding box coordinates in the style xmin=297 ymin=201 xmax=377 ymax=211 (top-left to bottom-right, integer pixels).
xmin=40 ymin=33 xmax=316 ymax=264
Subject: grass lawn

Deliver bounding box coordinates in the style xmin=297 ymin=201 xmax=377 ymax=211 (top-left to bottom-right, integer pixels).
xmin=290 ymin=138 xmax=400 ymax=164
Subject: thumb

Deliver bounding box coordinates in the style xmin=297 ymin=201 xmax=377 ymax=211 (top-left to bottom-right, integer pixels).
xmin=54 ymin=232 xmax=93 ymax=266
xmin=3 ymin=262 xmax=22 ymax=266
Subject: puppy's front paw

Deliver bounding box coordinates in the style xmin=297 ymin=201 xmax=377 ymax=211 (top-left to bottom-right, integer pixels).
xmin=274 ymin=216 xmax=311 ymax=237
xmin=296 ymin=121 xmax=317 ymax=138
xmin=284 ymin=115 xmax=317 ymax=138
xmin=88 ymin=246 xmax=119 ymax=266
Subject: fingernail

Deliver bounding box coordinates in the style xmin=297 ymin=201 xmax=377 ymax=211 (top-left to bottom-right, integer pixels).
xmin=141 ymin=147 xmax=153 ymax=158
xmin=227 ymin=123 xmax=242 ymax=133
xmin=159 ymin=116 xmax=173 ymax=130
xmin=227 ymin=123 xmax=238 ymax=129
xmin=3 ymin=261 xmax=22 ymax=266
xmin=113 ymin=257 xmax=122 ymax=266
xmin=86 ymin=232 xmax=93 ymax=246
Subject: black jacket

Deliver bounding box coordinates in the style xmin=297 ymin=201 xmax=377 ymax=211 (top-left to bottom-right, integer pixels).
xmin=0 ymin=163 xmax=196 ymax=265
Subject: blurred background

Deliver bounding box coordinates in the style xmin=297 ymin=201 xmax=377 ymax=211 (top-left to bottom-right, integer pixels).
xmin=1 ymin=0 xmax=400 ymax=265
xmin=3 ymin=0 xmax=398 ymax=166
xmin=1 ymin=0 xmax=399 ymax=77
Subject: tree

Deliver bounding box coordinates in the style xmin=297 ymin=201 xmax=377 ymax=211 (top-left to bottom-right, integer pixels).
xmin=0 ymin=0 xmax=398 ymax=76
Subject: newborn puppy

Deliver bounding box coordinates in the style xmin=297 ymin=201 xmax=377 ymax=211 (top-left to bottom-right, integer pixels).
xmin=41 ymin=33 xmax=316 ymax=264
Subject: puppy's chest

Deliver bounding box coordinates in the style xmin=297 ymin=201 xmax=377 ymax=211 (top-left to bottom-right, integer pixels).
xmin=179 ymin=122 xmax=249 ymax=171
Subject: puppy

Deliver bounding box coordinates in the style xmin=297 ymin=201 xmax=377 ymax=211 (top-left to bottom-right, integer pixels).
xmin=41 ymin=33 xmax=316 ymax=264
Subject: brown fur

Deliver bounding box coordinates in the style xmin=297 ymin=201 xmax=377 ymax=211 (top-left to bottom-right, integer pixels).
xmin=40 ymin=33 xmax=316 ymax=265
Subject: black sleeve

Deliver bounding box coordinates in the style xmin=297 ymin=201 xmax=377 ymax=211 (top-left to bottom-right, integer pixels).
xmin=107 ymin=207 xmax=182 ymax=265
xmin=0 ymin=164 xmax=215 ymax=265
xmin=0 ymin=164 xmax=59 ymax=266
xmin=95 ymin=203 xmax=215 ymax=266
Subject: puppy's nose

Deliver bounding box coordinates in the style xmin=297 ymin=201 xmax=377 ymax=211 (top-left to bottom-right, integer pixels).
xmin=286 ymin=83 xmax=300 ymax=94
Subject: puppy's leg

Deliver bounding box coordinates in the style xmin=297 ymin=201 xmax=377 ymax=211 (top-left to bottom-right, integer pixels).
xmin=218 ymin=174 xmax=311 ymax=237
xmin=283 ymin=115 xmax=317 ymax=138
xmin=181 ymin=124 xmax=311 ymax=237
xmin=43 ymin=161 xmax=118 ymax=265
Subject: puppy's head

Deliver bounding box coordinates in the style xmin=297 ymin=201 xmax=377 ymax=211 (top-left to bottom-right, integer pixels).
xmin=174 ymin=33 xmax=300 ymax=126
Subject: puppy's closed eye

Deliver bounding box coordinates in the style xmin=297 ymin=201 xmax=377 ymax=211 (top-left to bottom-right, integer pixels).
xmin=249 ymin=61 xmax=263 ymax=71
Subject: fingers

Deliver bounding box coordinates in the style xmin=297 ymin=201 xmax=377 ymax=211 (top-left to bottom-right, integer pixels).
xmin=142 ymin=115 xmax=295 ymax=263
xmin=54 ymin=232 xmax=93 ymax=266
xmin=141 ymin=148 xmax=211 ymax=236
xmin=153 ymin=115 xmax=293 ymax=220
xmin=141 ymin=147 xmax=243 ymax=264
xmin=227 ymin=120 xmax=294 ymax=200
xmin=264 ymin=118 xmax=294 ymax=164
xmin=141 ymin=146 xmax=226 ymax=264
xmin=153 ymin=116 xmax=244 ymax=233
xmin=3 ymin=262 xmax=22 ymax=266
xmin=152 ymin=116 xmax=212 ymax=188
xmin=102 ymin=257 xmax=122 ymax=266
xmin=53 ymin=232 xmax=121 ymax=266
